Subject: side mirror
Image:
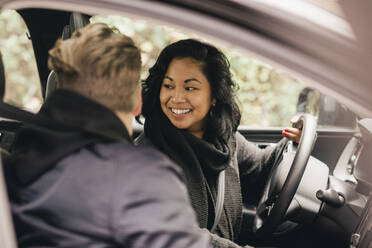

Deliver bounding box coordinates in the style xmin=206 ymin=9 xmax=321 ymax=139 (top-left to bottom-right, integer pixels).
xmin=296 ymin=87 xmax=358 ymax=128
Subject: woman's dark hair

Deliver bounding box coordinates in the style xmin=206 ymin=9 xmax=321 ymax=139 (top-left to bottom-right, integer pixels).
xmin=142 ymin=39 xmax=241 ymax=140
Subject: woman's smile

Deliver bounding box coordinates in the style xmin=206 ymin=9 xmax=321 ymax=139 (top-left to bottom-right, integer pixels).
xmin=170 ymin=107 xmax=192 ymax=116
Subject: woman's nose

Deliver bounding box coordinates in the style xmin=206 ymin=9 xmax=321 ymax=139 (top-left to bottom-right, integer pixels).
xmin=171 ymin=88 xmax=186 ymax=103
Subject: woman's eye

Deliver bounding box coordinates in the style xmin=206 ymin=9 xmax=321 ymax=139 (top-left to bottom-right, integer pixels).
xmin=163 ymin=84 xmax=173 ymax=89
xmin=185 ymin=87 xmax=197 ymax=91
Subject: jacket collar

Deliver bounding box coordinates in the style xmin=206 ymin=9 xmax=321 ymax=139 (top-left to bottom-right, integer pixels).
xmin=40 ymin=89 xmax=132 ymax=142
xmin=6 ymin=89 xmax=132 ymax=186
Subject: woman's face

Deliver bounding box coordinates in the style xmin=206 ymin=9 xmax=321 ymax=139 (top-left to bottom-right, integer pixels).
xmin=160 ymin=57 xmax=215 ymax=138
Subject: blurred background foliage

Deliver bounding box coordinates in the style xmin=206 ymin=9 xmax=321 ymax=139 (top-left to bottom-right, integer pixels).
xmin=0 ymin=10 xmax=304 ymax=126
xmin=0 ymin=9 xmax=42 ymax=112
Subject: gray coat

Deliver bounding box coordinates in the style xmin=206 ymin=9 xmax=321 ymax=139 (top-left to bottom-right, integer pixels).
xmin=9 ymin=142 xmax=211 ymax=248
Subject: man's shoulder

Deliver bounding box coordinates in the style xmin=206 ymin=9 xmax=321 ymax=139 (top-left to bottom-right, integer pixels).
xmin=90 ymin=142 xmax=187 ymax=193
xmin=57 ymin=141 xmax=184 ymax=191
xmin=92 ymin=141 xmax=178 ymax=171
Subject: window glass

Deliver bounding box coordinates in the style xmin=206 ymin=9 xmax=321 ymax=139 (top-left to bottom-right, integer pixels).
xmin=92 ymin=15 xmax=307 ymax=127
xmin=90 ymin=15 xmax=202 ymax=81
xmin=0 ymin=10 xmax=42 ymax=112
xmin=0 ymin=11 xmax=357 ymax=128
xmin=226 ymin=52 xmax=303 ymax=127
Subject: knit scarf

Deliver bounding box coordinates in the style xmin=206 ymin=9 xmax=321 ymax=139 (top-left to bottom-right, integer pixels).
xmin=145 ymin=109 xmax=242 ymax=241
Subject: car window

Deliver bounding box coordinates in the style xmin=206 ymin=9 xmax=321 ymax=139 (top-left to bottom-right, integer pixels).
xmin=0 ymin=10 xmax=42 ymax=112
xmin=0 ymin=10 xmax=356 ymax=129
xmin=92 ymin=14 xmax=359 ymax=129
xmin=91 ymin=15 xmax=306 ymax=127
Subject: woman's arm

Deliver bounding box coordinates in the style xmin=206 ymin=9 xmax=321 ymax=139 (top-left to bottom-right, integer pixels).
xmin=237 ymin=116 xmax=302 ymax=183
xmin=236 ymin=132 xmax=287 ymax=204
xmin=236 ymin=132 xmax=286 ymax=178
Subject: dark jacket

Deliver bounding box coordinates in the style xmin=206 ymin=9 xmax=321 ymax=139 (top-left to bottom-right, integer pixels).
xmin=135 ymin=132 xmax=286 ymax=248
xmin=5 ymin=89 xmax=211 ymax=248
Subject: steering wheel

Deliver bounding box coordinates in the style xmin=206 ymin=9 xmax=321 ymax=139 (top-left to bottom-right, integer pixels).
xmin=253 ymin=113 xmax=317 ymax=235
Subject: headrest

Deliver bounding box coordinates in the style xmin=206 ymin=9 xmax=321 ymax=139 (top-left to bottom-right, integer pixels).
xmin=61 ymin=25 xmax=72 ymax=40
xmin=45 ymin=12 xmax=90 ymax=99
xmin=45 ymin=71 xmax=58 ymax=99
xmin=60 ymin=12 xmax=90 ymax=40
xmin=70 ymin=12 xmax=90 ymax=34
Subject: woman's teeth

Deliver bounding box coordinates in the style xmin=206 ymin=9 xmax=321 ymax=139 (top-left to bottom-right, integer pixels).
xmin=171 ymin=108 xmax=191 ymax=114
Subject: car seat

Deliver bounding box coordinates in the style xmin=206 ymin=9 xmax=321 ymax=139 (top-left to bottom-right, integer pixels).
xmin=45 ymin=12 xmax=90 ymax=99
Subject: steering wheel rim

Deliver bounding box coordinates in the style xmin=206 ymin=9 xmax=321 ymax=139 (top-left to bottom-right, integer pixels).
xmin=253 ymin=113 xmax=317 ymax=235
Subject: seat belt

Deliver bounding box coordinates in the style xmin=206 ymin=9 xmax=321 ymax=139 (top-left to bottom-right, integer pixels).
xmin=211 ymin=170 xmax=225 ymax=232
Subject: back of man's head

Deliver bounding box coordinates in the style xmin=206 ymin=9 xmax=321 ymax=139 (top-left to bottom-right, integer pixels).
xmin=48 ymin=23 xmax=141 ymax=112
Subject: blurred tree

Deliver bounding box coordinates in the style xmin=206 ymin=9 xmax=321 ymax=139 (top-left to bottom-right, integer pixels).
xmin=0 ymin=10 xmax=42 ymax=112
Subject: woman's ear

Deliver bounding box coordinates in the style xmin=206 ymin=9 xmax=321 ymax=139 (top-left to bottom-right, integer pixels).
xmin=211 ymin=98 xmax=216 ymax=106
xmin=133 ymin=86 xmax=142 ymax=116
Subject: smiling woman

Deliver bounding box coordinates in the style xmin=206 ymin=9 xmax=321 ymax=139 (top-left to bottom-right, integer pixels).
xmin=134 ymin=37 xmax=304 ymax=248
xmin=160 ymin=57 xmax=215 ymax=139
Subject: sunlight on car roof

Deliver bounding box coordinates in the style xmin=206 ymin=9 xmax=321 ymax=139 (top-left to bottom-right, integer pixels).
xmin=233 ymin=0 xmax=355 ymax=39
xmin=305 ymin=0 xmax=344 ymax=17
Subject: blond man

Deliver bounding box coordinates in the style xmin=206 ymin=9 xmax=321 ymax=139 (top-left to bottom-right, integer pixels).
xmin=6 ymin=23 xmax=211 ymax=248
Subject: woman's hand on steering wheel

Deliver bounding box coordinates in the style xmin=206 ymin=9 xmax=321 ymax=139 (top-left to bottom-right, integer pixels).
xmin=282 ymin=115 xmax=303 ymax=143
xmin=254 ymin=114 xmax=317 ymax=235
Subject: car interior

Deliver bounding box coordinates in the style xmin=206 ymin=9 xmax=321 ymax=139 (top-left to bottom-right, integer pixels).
xmin=0 ymin=2 xmax=372 ymax=248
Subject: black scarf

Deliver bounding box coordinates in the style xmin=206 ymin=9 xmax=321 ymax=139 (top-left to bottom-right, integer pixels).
xmin=145 ymin=108 xmax=242 ymax=241
xmin=6 ymin=89 xmax=131 ymax=186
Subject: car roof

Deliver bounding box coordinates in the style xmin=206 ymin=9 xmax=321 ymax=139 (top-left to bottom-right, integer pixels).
xmin=1 ymin=0 xmax=371 ymax=117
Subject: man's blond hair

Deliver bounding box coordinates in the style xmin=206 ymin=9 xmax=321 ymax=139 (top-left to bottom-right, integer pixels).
xmin=48 ymin=23 xmax=141 ymax=112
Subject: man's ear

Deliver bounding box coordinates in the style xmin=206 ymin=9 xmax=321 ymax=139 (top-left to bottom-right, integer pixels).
xmin=132 ymin=86 xmax=142 ymax=116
